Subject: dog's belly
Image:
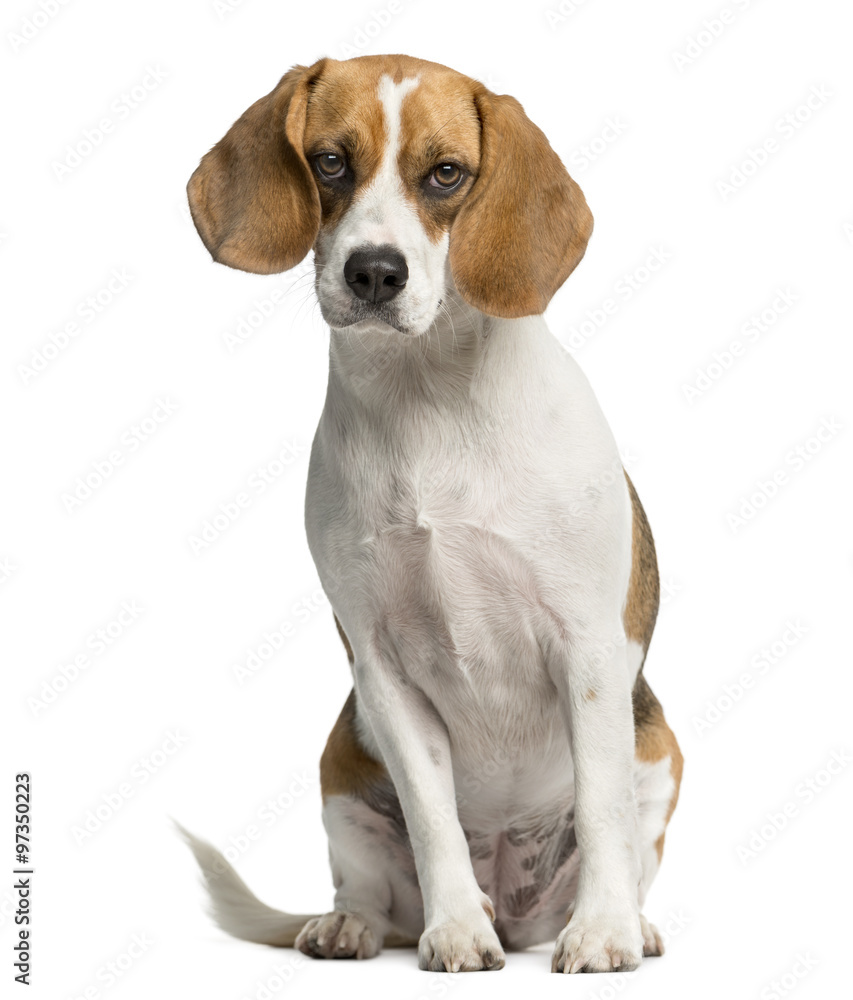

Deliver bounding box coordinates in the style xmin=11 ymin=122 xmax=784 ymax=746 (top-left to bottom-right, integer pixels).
xmin=466 ymin=810 xmax=580 ymax=948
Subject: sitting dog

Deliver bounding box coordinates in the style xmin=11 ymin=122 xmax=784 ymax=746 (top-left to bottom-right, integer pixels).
xmin=181 ymin=53 xmax=683 ymax=974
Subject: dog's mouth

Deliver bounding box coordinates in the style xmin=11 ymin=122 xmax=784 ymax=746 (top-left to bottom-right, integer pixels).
xmin=320 ymin=299 xmax=420 ymax=338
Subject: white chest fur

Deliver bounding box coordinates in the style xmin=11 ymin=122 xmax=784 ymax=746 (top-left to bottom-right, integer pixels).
xmin=305 ymin=300 xmax=635 ymax=822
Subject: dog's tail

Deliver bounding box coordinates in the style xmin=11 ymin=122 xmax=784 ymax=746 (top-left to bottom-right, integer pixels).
xmin=175 ymin=822 xmax=317 ymax=947
xmin=176 ymin=822 xmax=416 ymax=949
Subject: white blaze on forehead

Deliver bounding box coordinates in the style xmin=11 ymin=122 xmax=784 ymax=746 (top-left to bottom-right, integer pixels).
xmin=315 ymin=70 xmax=449 ymax=337
xmin=346 ymin=74 xmax=421 ymax=236
xmin=377 ymin=73 xmax=420 ymax=170
xmin=346 ymin=73 xmax=427 ymax=264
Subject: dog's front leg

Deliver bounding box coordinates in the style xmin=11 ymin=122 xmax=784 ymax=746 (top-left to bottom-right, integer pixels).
xmin=354 ymin=651 xmax=506 ymax=972
xmin=548 ymin=629 xmax=644 ymax=973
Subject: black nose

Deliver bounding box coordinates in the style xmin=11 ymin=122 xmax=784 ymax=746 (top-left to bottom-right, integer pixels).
xmin=344 ymin=246 xmax=408 ymax=303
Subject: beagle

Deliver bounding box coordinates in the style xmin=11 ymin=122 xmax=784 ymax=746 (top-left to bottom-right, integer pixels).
xmin=181 ymin=53 xmax=683 ymax=975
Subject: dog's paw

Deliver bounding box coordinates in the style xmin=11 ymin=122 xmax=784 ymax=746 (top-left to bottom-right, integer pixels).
xmin=295 ymin=911 xmax=380 ymax=959
xmin=551 ymin=910 xmax=643 ymax=973
xmin=639 ymin=913 xmax=664 ymax=957
xmin=418 ymin=909 xmax=505 ymax=972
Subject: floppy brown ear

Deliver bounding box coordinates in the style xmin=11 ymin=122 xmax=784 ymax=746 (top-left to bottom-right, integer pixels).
xmin=449 ymin=86 xmax=593 ymax=318
xmin=187 ymin=61 xmax=325 ymax=274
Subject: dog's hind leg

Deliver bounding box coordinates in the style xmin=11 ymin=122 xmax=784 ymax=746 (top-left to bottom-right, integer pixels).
xmin=632 ymin=674 xmax=683 ymax=957
xmin=621 ymin=474 xmax=684 ymax=958
xmin=295 ymin=688 xmax=423 ymax=959
xmin=296 ymin=792 xmax=422 ymax=958
xmin=177 ymin=690 xmax=421 ymax=958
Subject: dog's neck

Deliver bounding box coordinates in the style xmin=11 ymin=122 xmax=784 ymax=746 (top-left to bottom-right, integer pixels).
xmin=326 ymin=288 xmax=482 ymax=404
xmin=325 ymin=287 xmax=552 ymax=422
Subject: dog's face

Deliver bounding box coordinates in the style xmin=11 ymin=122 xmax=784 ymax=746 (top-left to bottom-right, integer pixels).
xmin=306 ymin=66 xmax=481 ymax=337
xmin=188 ymin=55 xmax=593 ymax=334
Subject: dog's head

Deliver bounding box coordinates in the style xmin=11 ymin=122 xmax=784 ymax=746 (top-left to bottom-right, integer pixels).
xmin=188 ymin=55 xmax=593 ymax=336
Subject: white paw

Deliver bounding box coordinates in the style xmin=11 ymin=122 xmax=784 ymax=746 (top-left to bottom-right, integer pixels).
xmin=418 ymin=905 xmax=505 ymax=972
xmin=640 ymin=913 xmax=664 ymax=957
xmin=551 ymin=910 xmax=643 ymax=974
xmin=295 ymin=911 xmax=380 ymax=959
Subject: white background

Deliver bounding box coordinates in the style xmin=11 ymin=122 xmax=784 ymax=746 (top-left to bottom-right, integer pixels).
xmin=3 ymin=0 xmax=852 ymax=997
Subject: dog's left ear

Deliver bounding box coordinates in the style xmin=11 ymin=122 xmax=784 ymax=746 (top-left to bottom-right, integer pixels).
xmin=449 ymin=85 xmax=593 ymax=318
xmin=187 ymin=60 xmax=326 ymax=274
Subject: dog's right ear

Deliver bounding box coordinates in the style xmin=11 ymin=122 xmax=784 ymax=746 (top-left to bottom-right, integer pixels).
xmin=187 ymin=61 xmax=325 ymax=274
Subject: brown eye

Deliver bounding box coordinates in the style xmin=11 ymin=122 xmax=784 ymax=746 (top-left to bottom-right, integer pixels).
xmin=429 ymin=163 xmax=463 ymax=190
xmin=315 ymin=152 xmax=346 ymax=179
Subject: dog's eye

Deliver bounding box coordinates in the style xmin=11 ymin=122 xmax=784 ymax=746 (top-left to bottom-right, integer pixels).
xmin=315 ymin=152 xmax=346 ymax=180
xmin=429 ymin=163 xmax=463 ymax=190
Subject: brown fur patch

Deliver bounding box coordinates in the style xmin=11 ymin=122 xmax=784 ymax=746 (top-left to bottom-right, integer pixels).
xmin=301 ymin=59 xmax=391 ymax=229
xmin=633 ymin=673 xmax=683 ymax=861
xmin=186 ymin=62 xmax=325 ymax=274
xmin=320 ymin=687 xmax=388 ymax=801
xmin=623 ymin=471 xmax=660 ymax=653
xmin=624 ymin=475 xmax=681 ymax=860
xmin=396 ymin=70 xmax=482 ymax=244
xmin=447 ymin=86 xmax=593 ymax=317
